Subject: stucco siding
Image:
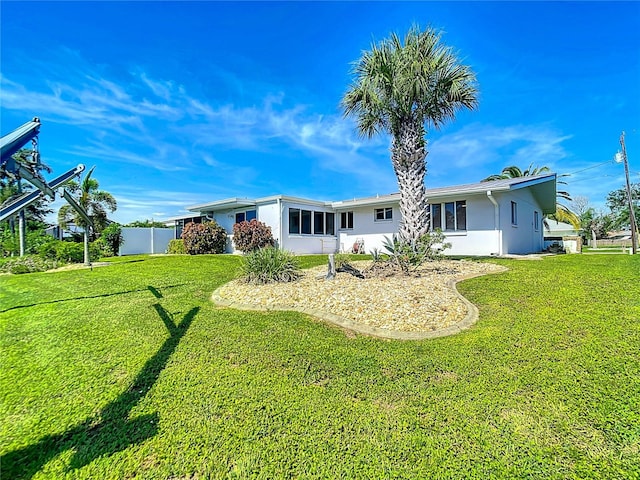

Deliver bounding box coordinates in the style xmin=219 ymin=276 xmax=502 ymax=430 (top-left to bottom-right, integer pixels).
xmin=496 ymin=189 xmax=544 ymax=254
xmin=280 ymin=199 xmax=337 ymax=254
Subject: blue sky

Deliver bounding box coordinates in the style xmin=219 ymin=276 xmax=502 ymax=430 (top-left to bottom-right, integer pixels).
xmin=2 ymin=1 xmax=639 ymax=224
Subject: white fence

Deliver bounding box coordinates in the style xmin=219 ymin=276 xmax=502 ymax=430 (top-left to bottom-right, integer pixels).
xmin=119 ymin=227 xmax=175 ymax=255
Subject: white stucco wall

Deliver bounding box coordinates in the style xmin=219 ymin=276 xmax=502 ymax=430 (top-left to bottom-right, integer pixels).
xmin=280 ymin=199 xmax=338 ymax=254
xmin=257 ymin=201 xmax=280 ymax=247
xmin=336 ymin=204 xmax=400 ymax=254
xmin=494 ymin=189 xmax=544 ymax=254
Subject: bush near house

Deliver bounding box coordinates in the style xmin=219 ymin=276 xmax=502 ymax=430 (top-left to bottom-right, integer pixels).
xmin=167 ymin=239 xmax=186 ymax=254
xmin=181 ymin=221 xmax=227 ymax=255
xmin=232 ymin=219 xmax=275 ymax=253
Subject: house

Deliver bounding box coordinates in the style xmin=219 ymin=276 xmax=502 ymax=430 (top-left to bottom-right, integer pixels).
xmin=168 ymin=173 xmax=557 ymax=256
xmin=543 ymin=219 xmax=581 ymax=251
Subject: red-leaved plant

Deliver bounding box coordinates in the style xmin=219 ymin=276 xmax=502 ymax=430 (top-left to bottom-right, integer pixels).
xmin=232 ymin=219 xmax=275 ymax=253
xmin=181 ymin=221 xmax=227 ymax=254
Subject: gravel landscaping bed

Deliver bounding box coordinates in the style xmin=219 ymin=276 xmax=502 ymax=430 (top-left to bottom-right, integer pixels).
xmin=213 ymin=259 xmax=507 ymax=338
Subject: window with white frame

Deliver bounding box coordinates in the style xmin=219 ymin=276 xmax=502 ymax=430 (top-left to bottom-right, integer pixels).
xmin=430 ymin=201 xmax=466 ymax=231
xmin=511 ymin=201 xmax=518 ymax=225
xmin=289 ymin=208 xmax=335 ymax=235
xmin=340 ymin=211 xmax=354 ymax=230
xmin=235 ymin=209 xmax=256 ymax=224
xmin=374 ymin=207 xmax=393 ymax=221
xmin=534 ymin=211 xmax=539 ymax=231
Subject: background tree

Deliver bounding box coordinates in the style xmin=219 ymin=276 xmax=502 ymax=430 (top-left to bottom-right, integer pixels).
xmin=342 ymin=25 xmax=478 ymax=246
xmin=606 ymin=183 xmax=639 ymax=230
xmin=1 ymin=149 xmax=53 ymax=256
xmin=125 ymin=219 xmax=169 ymax=228
xmin=58 ymin=166 xmax=116 ymax=264
xmin=481 ymin=163 xmax=580 ymax=228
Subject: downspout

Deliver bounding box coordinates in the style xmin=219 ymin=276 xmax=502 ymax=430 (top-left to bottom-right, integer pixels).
xmin=277 ymin=197 xmax=283 ymax=249
xmin=487 ymin=190 xmax=502 ymax=256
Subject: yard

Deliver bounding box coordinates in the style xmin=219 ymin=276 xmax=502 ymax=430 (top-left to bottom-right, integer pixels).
xmin=1 ymin=254 xmax=638 ymax=479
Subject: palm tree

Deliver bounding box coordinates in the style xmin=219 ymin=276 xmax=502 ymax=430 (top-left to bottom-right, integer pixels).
xmin=481 ymin=163 xmax=580 ymax=228
xmin=342 ymin=25 xmax=478 ymax=245
xmin=58 ymin=166 xmax=117 ymax=263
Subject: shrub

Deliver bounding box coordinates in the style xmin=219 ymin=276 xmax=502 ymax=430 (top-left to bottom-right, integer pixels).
xmin=181 ymin=221 xmax=227 ymax=255
xmin=99 ymin=223 xmax=124 ymax=256
xmin=334 ymin=252 xmax=351 ymax=268
xmin=240 ymin=247 xmax=301 ymax=284
xmin=232 ymin=219 xmax=275 ymax=253
xmin=39 ymin=239 xmax=101 ymax=263
xmin=381 ymin=230 xmax=451 ymax=274
xmin=167 ymin=239 xmax=186 ymax=254
xmin=0 ymin=255 xmax=59 ymax=274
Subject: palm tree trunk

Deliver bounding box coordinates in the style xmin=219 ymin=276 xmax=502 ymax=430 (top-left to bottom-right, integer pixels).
xmin=391 ymin=123 xmax=430 ymax=245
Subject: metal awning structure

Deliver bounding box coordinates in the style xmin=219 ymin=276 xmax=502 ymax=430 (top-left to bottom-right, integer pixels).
xmin=1 ymin=118 xmax=93 ymax=227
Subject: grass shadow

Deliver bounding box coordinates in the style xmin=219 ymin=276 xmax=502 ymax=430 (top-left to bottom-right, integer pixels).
xmin=0 ymin=284 xmax=186 ymax=313
xmin=1 ymin=291 xmax=199 ymax=479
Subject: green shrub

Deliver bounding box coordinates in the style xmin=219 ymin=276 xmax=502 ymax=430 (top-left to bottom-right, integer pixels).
xmin=99 ymin=223 xmax=124 ymax=256
xmin=240 ymin=247 xmax=301 ymax=284
xmin=181 ymin=221 xmax=227 ymax=255
xmin=167 ymin=239 xmax=186 ymax=254
xmin=381 ymin=230 xmax=451 ymax=274
xmin=38 ymin=239 xmax=101 ymax=263
xmin=334 ymin=252 xmax=351 ymax=268
xmin=0 ymin=255 xmax=59 ymax=274
xmin=232 ymin=219 xmax=275 ymax=253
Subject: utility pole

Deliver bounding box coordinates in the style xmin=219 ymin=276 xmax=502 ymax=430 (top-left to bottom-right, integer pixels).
xmin=618 ymin=132 xmax=638 ymax=254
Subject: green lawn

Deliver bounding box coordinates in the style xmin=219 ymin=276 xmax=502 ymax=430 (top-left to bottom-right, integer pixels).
xmin=1 ymin=254 xmax=639 ymax=479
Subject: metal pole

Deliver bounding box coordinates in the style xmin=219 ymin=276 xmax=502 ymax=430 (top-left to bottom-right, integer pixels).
xmin=620 ymin=132 xmax=638 ymax=254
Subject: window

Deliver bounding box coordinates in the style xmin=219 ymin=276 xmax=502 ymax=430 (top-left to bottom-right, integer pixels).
xmin=456 ymin=201 xmax=467 ymax=230
xmin=430 ymin=201 xmax=466 ymax=231
xmin=301 ymin=210 xmax=312 ymax=235
xmin=235 ymin=209 xmax=256 ymax=224
xmin=375 ymin=207 xmax=393 ymax=221
xmin=314 ymin=212 xmax=324 ymax=235
xmin=289 ymin=208 xmax=335 ymax=235
xmin=534 ymin=211 xmax=539 ymax=231
xmin=289 ymin=208 xmax=300 ymax=234
xmin=445 ymin=202 xmax=455 ymax=230
xmin=431 ymin=204 xmax=442 ymax=230
xmin=511 ymin=201 xmax=518 ymax=225
xmin=326 ymin=213 xmax=335 ymax=235
xmin=340 ymin=211 xmax=354 ymax=229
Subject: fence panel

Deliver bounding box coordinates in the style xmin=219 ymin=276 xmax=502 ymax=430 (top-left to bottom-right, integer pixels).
xmin=120 ymin=227 xmax=176 ymax=255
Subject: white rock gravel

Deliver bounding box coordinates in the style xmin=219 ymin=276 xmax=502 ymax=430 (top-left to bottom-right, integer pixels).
xmin=214 ymin=260 xmax=507 ymax=336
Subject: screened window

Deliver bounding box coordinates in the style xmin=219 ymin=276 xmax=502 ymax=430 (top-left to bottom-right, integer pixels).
xmin=289 ymin=208 xmax=300 ymax=234
xmin=511 ymin=201 xmax=518 ymax=225
xmin=301 ymin=210 xmax=312 ymax=234
xmin=289 ymin=209 xmax=335 ymax=235
xmin=456 ymin=201 xmax=467 ymax=230
xmin=445 ymin=202 xmax=456 ymax=230
xmin=314 ymin=212 xmax=325 ymax=234
xmin=431 ymin=204 xmax=442 ymax=230
xmin=326 ymin=213 xmax=335 ymax=235
xmin=430 ymin=201 xmax=466 ymax=231
xmin=340 ymin=211 xmax=354 ymax=229
xmin=534 ymin=211 xmax=539 ymax=231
